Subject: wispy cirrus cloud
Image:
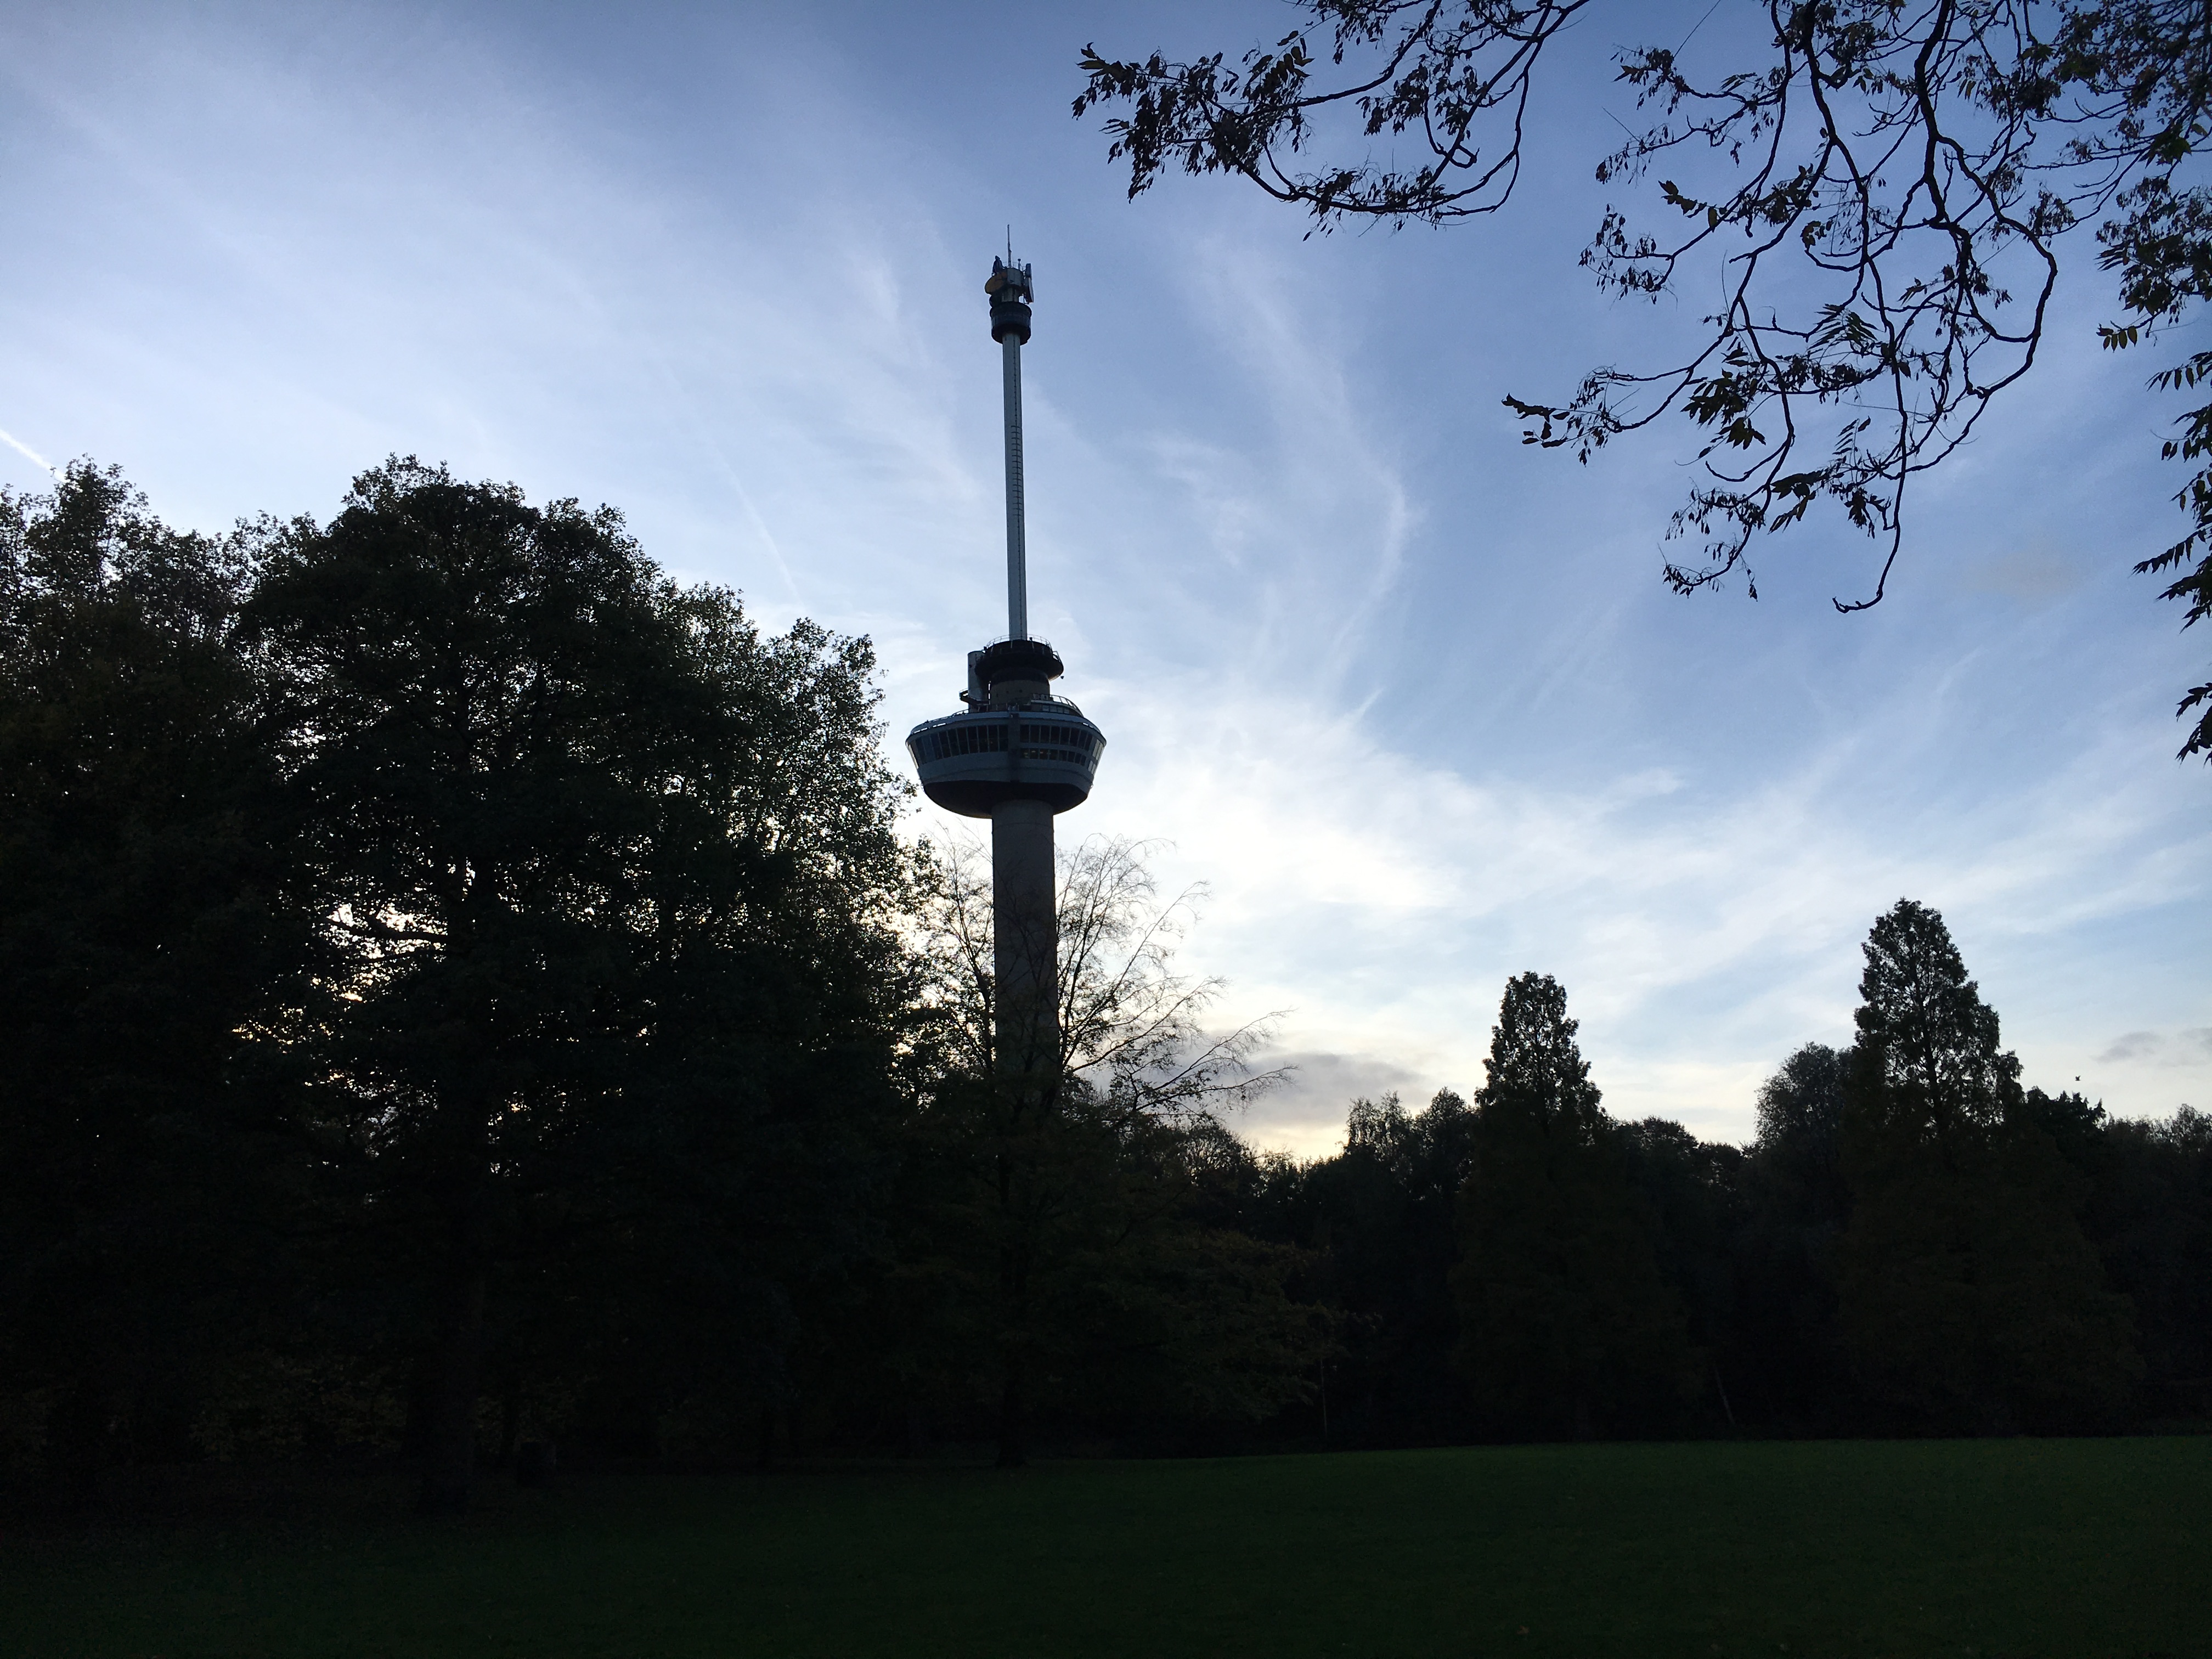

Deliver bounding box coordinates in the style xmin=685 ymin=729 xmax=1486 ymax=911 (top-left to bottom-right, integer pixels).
xmin=1011 ymin=641 xmax=2209 ymax=1152
xmin=4 ymin=0 xmax=2204 ymax=1155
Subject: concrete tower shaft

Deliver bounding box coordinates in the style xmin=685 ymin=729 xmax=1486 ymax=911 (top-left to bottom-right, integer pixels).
xmin=991 ymin=796 xmax=1056 ymax=1079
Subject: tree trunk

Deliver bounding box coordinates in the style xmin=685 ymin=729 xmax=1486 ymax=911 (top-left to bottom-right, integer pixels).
xmin=415 ymin=1264 xmax=486 ymax=1515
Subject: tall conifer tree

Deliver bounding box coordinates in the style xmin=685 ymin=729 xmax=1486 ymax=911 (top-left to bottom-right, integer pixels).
xmin=1452 ymin=973 xmax=1692 ymax=1437
xmin=1838 ymin=901 xmax=2139 ymax=1430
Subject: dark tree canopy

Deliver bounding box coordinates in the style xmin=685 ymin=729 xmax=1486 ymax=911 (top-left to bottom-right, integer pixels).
xmin=1075 ymin=1 xmax=2212 ymax=758
xmin=1313 ymin=1090 xmax=1480 ymax=1438
xmin=1732 ymin=1043 xmax=1853 ymax=1425
xmin=245 ymin=458 xmax=917 ymax=1510
xmin=0 ymin=464 xmax=313 ymax=1496
xmin=1755 ymin=1041 xmax=1847 ymax=1159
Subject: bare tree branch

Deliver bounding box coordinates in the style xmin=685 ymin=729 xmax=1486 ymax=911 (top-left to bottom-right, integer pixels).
xmin=1077 ymin=0 xmax=2212 ymax=758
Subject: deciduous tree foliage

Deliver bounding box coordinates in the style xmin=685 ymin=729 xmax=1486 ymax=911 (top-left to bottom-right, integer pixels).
xmin=1732 ymin=1042 xmax=1854 ymax=1427
xmin=2085 ymin=1102 xmax=2212 ymax=1417
xmin=1075 ymin=1 xmax=2212 ymax=758
xmin=245 ymin=459 xmax=914 ymax=1510
xmin=0 ymin=464 xmax=314 ymax=1498
xmin=1307 ymin=1090 xmax=1480 ymax=1441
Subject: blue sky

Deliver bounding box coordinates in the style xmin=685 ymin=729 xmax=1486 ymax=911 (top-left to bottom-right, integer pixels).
xmin=3 ymin=1 xmax=2204 ymax=1153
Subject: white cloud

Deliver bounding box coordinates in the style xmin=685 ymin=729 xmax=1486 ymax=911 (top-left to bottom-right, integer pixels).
xmin=1234 ymin=1048 xmax=1427 ymax=1160
xmin=2098 ymin=1028 xmax=2212 ymax=1068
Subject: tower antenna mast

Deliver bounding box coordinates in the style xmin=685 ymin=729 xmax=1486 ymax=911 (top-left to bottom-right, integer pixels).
xmin=990 ymin=246 xmax=1035 ymax=640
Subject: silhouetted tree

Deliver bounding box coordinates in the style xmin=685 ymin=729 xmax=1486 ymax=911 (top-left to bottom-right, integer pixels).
xmin=1615 ymin=1117 xmax=1745 ymax=1427
xmin=1732 ymin=1043 xmax=1853 ymax=1427
xmin=246 ymin=459 xmax=912 ymax=1509
xmin=1288 ymin=1089 xmax=1477 ymax=1443
xmin=542 ymin=584 xmax=917 ymax=1468
xmin=1838 ymin=900 xmax=2139 ymax=1431
xmin=1452 ymin=972 xmax=1694 ymax=1438
xmin=0 ymin=463 xmax=315 ymax=1499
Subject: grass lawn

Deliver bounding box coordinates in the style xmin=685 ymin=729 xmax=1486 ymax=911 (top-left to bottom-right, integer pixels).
xmin=2 ymin=1438 xmax=2203 ymax=1658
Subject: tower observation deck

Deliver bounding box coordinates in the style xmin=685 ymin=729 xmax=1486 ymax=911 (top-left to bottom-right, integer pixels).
xmin=907 ymin=252 xmax=1103 ymax=1081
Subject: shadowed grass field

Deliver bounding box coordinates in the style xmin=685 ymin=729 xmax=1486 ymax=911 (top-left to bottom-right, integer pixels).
xmin=3 ymin=1438 xmax=2203 ymax=1658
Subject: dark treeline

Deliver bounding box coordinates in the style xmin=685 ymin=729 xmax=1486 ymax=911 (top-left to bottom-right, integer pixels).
xmin=1223 ymin=932 xmax=2209 ymax=1446
xmin=3 ymin=461 xmax=2205 ymax=1515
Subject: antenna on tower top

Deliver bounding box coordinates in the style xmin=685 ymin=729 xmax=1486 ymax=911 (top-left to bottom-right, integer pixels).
xmin=985 ymin=246 xmax=1035 ymax=639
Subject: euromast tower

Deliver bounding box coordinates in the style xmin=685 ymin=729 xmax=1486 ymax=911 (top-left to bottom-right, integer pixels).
xmin=906 ymin=255 xmax=1105 ymax=1080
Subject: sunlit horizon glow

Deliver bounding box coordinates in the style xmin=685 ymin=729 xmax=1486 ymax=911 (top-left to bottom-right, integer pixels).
xmin=2 ymin=1 xmax=2204 ymax=1158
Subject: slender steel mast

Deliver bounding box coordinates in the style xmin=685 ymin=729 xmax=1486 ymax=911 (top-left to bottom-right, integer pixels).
xmin=998 ymin=266 xmax=1031 ymax=640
